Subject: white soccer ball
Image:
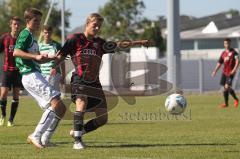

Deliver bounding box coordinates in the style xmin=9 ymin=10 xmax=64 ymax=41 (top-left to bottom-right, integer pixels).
xmin=165 ymin=93 xmax=187 ymax=115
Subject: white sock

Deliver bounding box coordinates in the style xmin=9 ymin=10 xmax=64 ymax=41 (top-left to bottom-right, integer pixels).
xmin=41 ymin=114 xmax=61 ymax=145
xmin=32 ymin=108 xmax=56 ymax=138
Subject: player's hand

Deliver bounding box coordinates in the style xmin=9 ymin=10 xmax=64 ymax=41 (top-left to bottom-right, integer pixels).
xmin=230 ymin=70 xmax=236 ymax=75
xmin=47 ymin=54 xmax=57 ymax=60
xmin=35 ymin=54 xmax=56 ymax=63
xmin=35 ymin=54 xmax=48 ymax=62
xmin=211 ymin=71 xmax=216 ymax=77
xmin=50 ymin=68 xmax=57 ymax=76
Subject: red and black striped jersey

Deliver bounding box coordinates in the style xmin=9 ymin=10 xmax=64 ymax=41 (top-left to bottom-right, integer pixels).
xmin=0 ymin=33 xmax=18 ymax=71
xmin=60 ymin=33 xmax=109 ymax=83
xmin=218 ymin=48 xmax=239 ymax=76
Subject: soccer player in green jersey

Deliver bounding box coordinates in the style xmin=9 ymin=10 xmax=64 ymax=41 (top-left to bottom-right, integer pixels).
xmin=13 ymin=8 xmax=66 ymax=149
xmin=39 ymin=25 xmax=65 ymax=91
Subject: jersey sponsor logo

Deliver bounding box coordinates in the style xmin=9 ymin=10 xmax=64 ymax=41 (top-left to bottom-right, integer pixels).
xmin=81 ymin=49 xmax=97 ymax=56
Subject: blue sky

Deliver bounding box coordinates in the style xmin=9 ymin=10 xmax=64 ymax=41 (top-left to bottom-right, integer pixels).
xmin=64 ymin=0 xmax=240 ymax=31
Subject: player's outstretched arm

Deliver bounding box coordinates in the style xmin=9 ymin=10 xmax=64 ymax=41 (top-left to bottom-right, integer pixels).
xmin=117 ymin=40 xmax=150 ymax=48
xmin=103 ymin=40 xmax=151 ymax=53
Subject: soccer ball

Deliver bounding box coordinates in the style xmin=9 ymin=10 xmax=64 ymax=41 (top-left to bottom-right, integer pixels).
xmin=165 ymin=93 xmax=187 ymax=115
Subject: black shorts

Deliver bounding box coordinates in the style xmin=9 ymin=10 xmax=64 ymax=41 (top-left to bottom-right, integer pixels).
xmin=220 ymin=74 xmax=234 ymax=86
xmin=1 ymin=70 xmax=23 ymax=89
xmin=70 ymin=74 xmax=107 ymax=111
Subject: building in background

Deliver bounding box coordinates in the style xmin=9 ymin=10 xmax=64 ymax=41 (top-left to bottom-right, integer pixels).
xmin=160 ymin=10 xmax=240 ymax=59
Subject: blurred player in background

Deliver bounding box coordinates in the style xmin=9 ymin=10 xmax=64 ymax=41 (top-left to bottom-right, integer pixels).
xmin=39 ymin=25 xmax=65 ymax=91
xmin=13 ymin=8 xmax=66 ymax=149
xmin=212 ymin=38 xmax=239 ymax=108
xmin=0 ymin=16 xmax=22 ymax=127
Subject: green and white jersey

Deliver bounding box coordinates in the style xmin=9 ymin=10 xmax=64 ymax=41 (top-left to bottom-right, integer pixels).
xmin=14 ymin=28 xmax=40 ymax=75
xmin=39 ymin=40 xmax=61 ymax=75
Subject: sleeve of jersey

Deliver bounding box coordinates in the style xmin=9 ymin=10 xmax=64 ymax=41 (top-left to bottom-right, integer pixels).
xmin=101 ymin=39 xmax=115 ymax=54
xmin=0 ymin=34 xmax=5 ymax=52
xmin=59 ymin=37 xmax=75 ymax=57
xmin=218 ymin=53 xmax=224 ymax=64
xmin=14 ymin=30 xmax=31 ymax=51
xmin=234 ymin=51 xmax=239 ymax=60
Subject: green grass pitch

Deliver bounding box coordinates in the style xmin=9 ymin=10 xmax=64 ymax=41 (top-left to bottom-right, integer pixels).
xmin=1 ymin=94 xmax=240 ymax=159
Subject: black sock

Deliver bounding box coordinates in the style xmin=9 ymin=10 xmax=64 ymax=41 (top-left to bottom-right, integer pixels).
xmin=9 ymin=99 xmax=19 ymax=122
xmin=223 ymin=90 xmax=229 ymax=106
xmin=0 ymin=99 xmax=7 ymax=117
xmin=74 ymin=111 xmax=84 ymax=142
xmin=84 ymin=119 xmax=99 ymax=134
xmin=229 ymin=88 xmax=238 ymax=100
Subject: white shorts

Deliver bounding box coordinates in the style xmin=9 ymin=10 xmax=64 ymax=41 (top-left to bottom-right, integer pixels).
xmin=43 ymin=73 xmax=61 ymax=92
xmin=22 ymin=71 xmax=61 ymax=109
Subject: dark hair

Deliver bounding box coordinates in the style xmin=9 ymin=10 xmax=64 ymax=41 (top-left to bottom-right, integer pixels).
xmin=43 ymin=25 xmax=52 ymax=32
xmin=224 ymin=38 xmax=231 ymax=43
xmin=10 ymin=16 xmax=21 ymax=25
xmin=24 ymin=8 xmax=42 ymax=22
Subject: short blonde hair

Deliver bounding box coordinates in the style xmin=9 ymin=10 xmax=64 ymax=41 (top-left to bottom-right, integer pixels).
xmin=86 ymin=13 xmax=104 ymax=25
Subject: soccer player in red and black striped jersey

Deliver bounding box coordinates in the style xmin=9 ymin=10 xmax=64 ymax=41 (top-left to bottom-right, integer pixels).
xmin=54 ymin=13 xmax=149 ymax=149
xmin=0 ymin=16 xmax=23 ymax=126
xmin=212 ymin=38 xmax=239 ymax=108
xmin=58 ymin=13 xmax=109 ymax=150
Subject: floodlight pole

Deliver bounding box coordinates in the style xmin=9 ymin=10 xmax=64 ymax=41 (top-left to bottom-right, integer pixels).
xmin=38 ymin=0 xmax=55 ymax=42
xmin=61 ymin=0 xmax=65 ymax=45
xmin=167 ymin=0 xmax=181 ymax=91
